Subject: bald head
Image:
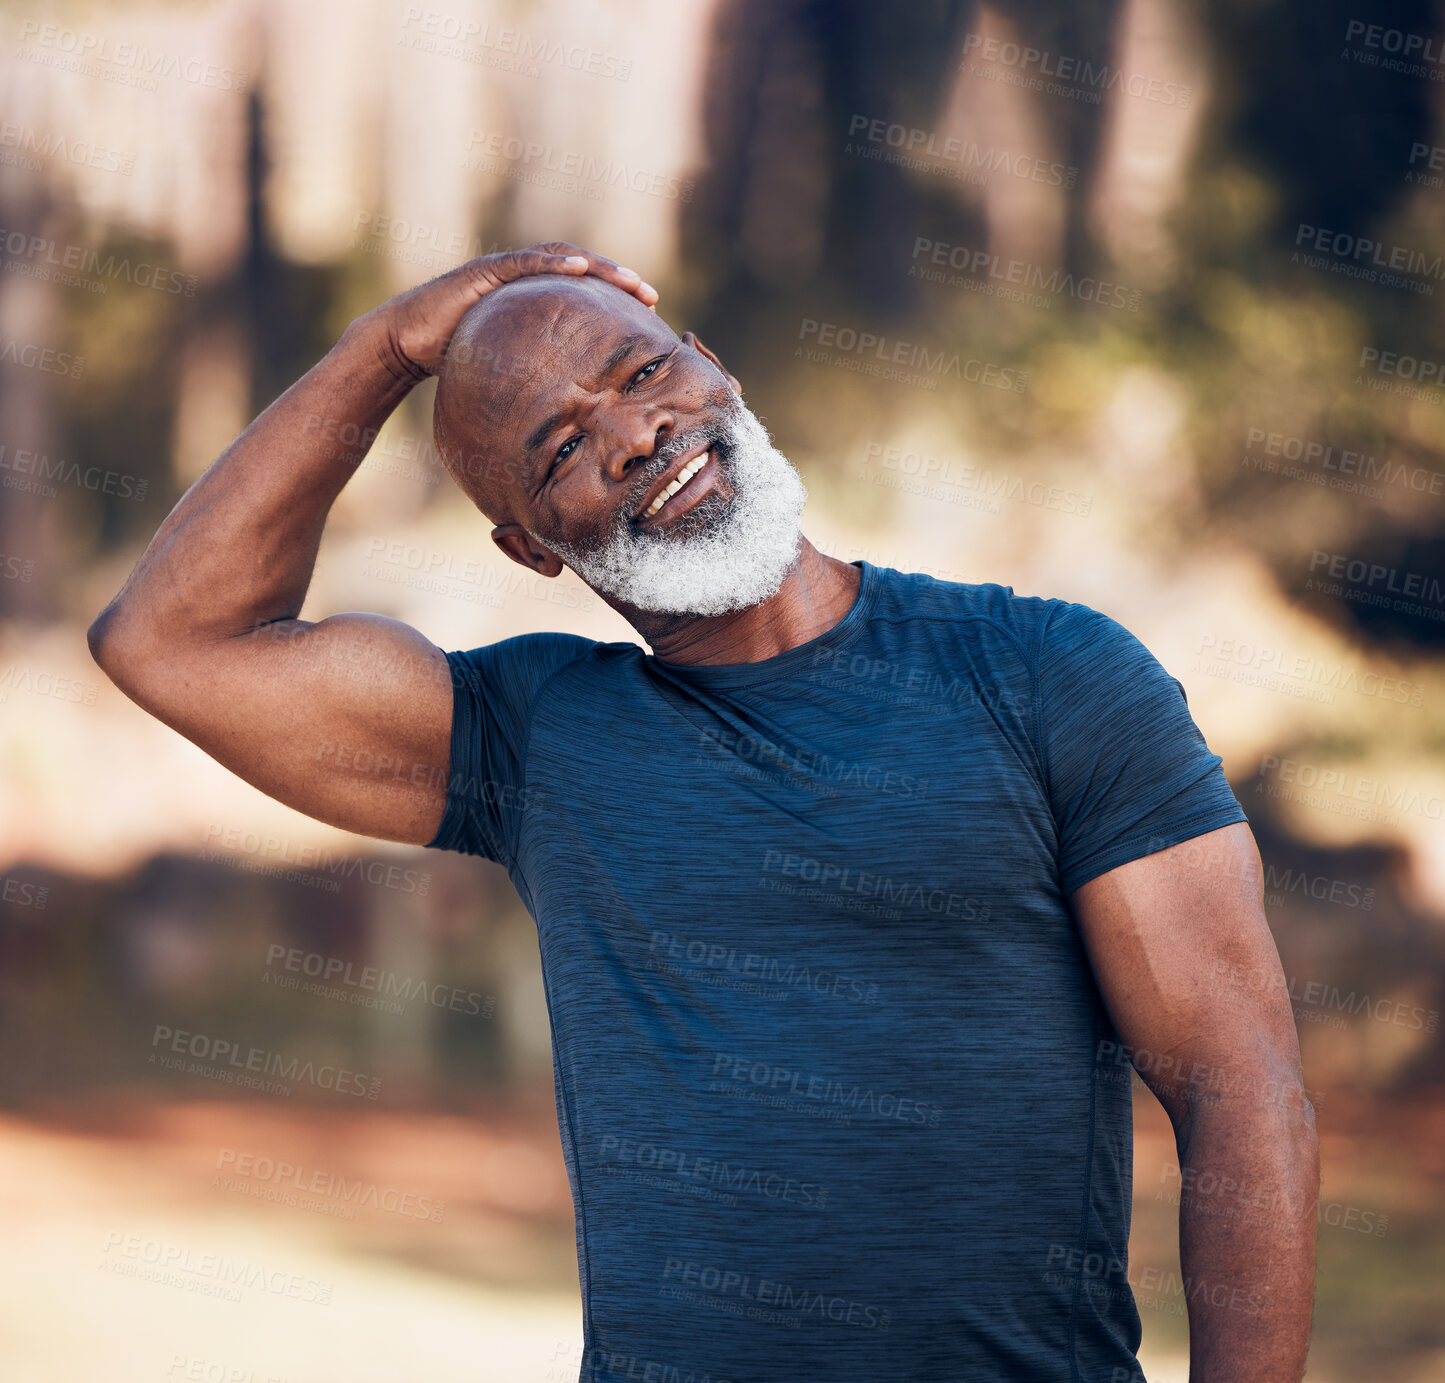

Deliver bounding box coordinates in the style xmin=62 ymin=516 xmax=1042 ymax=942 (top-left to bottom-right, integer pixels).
xmin=432 ymin=274 xmax=678 ymax=523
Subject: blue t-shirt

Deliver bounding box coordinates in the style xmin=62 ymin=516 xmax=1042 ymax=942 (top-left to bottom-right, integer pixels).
xmin=427 ymin=558 xmax=1247 ymax=1383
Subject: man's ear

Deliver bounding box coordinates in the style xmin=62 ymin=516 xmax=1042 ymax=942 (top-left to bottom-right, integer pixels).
xmin=491 ymin=523 xmax=565 ymax=578
xmin=681 ymin=331 xmax=741 ymax=396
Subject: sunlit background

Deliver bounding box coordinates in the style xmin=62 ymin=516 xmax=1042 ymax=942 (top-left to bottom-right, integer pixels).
xmin=2 ymin=0 xmax=1444 ymax=1378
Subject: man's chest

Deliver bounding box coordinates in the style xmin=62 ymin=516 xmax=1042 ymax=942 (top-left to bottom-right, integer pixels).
xmin=520 ymin=691 xmax=1062 ymax=937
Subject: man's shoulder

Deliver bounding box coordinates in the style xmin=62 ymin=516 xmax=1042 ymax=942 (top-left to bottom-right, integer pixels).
xmin=446 ymin=630 xmax=608 ymax=698
xmin=873 ymin=565 xmax=1153 ymax=673
xmin=876 ymin=563 xmax=1068 ymax=646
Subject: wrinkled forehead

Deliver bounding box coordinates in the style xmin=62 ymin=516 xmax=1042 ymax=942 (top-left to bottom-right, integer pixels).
xmin=445 ymin=275 xmax=676 ymax=434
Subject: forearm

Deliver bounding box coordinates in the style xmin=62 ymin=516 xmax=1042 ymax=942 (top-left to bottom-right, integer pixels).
xmin=91 ymin=316 xmax=415 ymax=658
xmin=1176 ymin=1094 xmax=1320 ymax=1382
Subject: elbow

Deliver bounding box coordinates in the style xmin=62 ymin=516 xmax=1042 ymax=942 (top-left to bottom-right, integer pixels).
xmin=87 ymin=603 xmax=115 ymax=669
xmin=1172 ymin=1043 xmax=1319 ymax=1139
xmin=87 ymin=599 xmax=148 ymax=692
xmin=87 ymin=601 xmax=124 ymax=672
xmin=1267 ymin=1094 xmax=1321 ymax=1204
xmin=86 ymin=604 xmax=113 ymax=665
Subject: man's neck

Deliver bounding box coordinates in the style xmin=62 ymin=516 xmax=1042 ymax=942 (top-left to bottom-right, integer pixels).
xmin=616 ymin=537 xmax=862 ymax=667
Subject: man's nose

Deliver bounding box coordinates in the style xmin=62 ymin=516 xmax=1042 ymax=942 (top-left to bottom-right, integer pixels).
xmin=603 ymin=408 xmax=674 ymax=484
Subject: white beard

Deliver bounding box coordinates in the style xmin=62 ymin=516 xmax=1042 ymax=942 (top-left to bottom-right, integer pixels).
xmin=529 ymin=395 xmax=808 ymax=616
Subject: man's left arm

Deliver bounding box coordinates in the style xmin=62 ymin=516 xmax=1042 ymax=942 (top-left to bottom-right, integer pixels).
xmin=1073 ymin=821 xmax=1319 ymax=1382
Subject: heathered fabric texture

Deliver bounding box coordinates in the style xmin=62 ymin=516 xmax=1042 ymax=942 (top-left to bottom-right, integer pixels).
xmin=427 ymin=559 xmax=1248 ymax=1382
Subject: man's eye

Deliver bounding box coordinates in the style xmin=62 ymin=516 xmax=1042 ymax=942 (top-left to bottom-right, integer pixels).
xmin=554 ymin=436 xmax=582 ymax=465
xmin=631 ymin=358 xmax=665 ymax=385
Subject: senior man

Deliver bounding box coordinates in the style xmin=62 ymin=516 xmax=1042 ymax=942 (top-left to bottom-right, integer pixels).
xmin=89 ymin=243 xmax=1318 ymax=1382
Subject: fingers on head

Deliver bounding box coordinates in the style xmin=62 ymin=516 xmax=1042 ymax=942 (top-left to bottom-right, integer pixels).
xmin=533 ymin=241 xmax=644 ymax=290
xmin=461 ymin=245 xmax=653 ymax=308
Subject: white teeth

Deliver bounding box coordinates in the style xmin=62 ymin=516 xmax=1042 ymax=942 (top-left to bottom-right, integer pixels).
xmin=643 ymin=450 xmax=709 ymax=518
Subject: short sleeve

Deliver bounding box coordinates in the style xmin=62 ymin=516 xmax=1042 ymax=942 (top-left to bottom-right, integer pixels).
xmin=427 ymin=631 xmax=595 ymax=866
xmin=1036 ymin=602 xmax=1247 ymax=896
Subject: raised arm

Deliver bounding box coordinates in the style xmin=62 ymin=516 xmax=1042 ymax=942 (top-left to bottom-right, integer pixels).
xmin=87 ymin=243 xmax=656 ymax=845
xmin=1073 ymin=822 xmax=1319 ymax=1382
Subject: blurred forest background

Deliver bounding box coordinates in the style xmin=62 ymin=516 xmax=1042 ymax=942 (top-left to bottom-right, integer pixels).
xmin=2 ymin=0 xmax=1445 ymax=1378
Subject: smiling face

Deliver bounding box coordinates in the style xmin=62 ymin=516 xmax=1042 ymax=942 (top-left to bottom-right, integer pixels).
xmin=433 ymin=275 xmax=808 ymax=616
